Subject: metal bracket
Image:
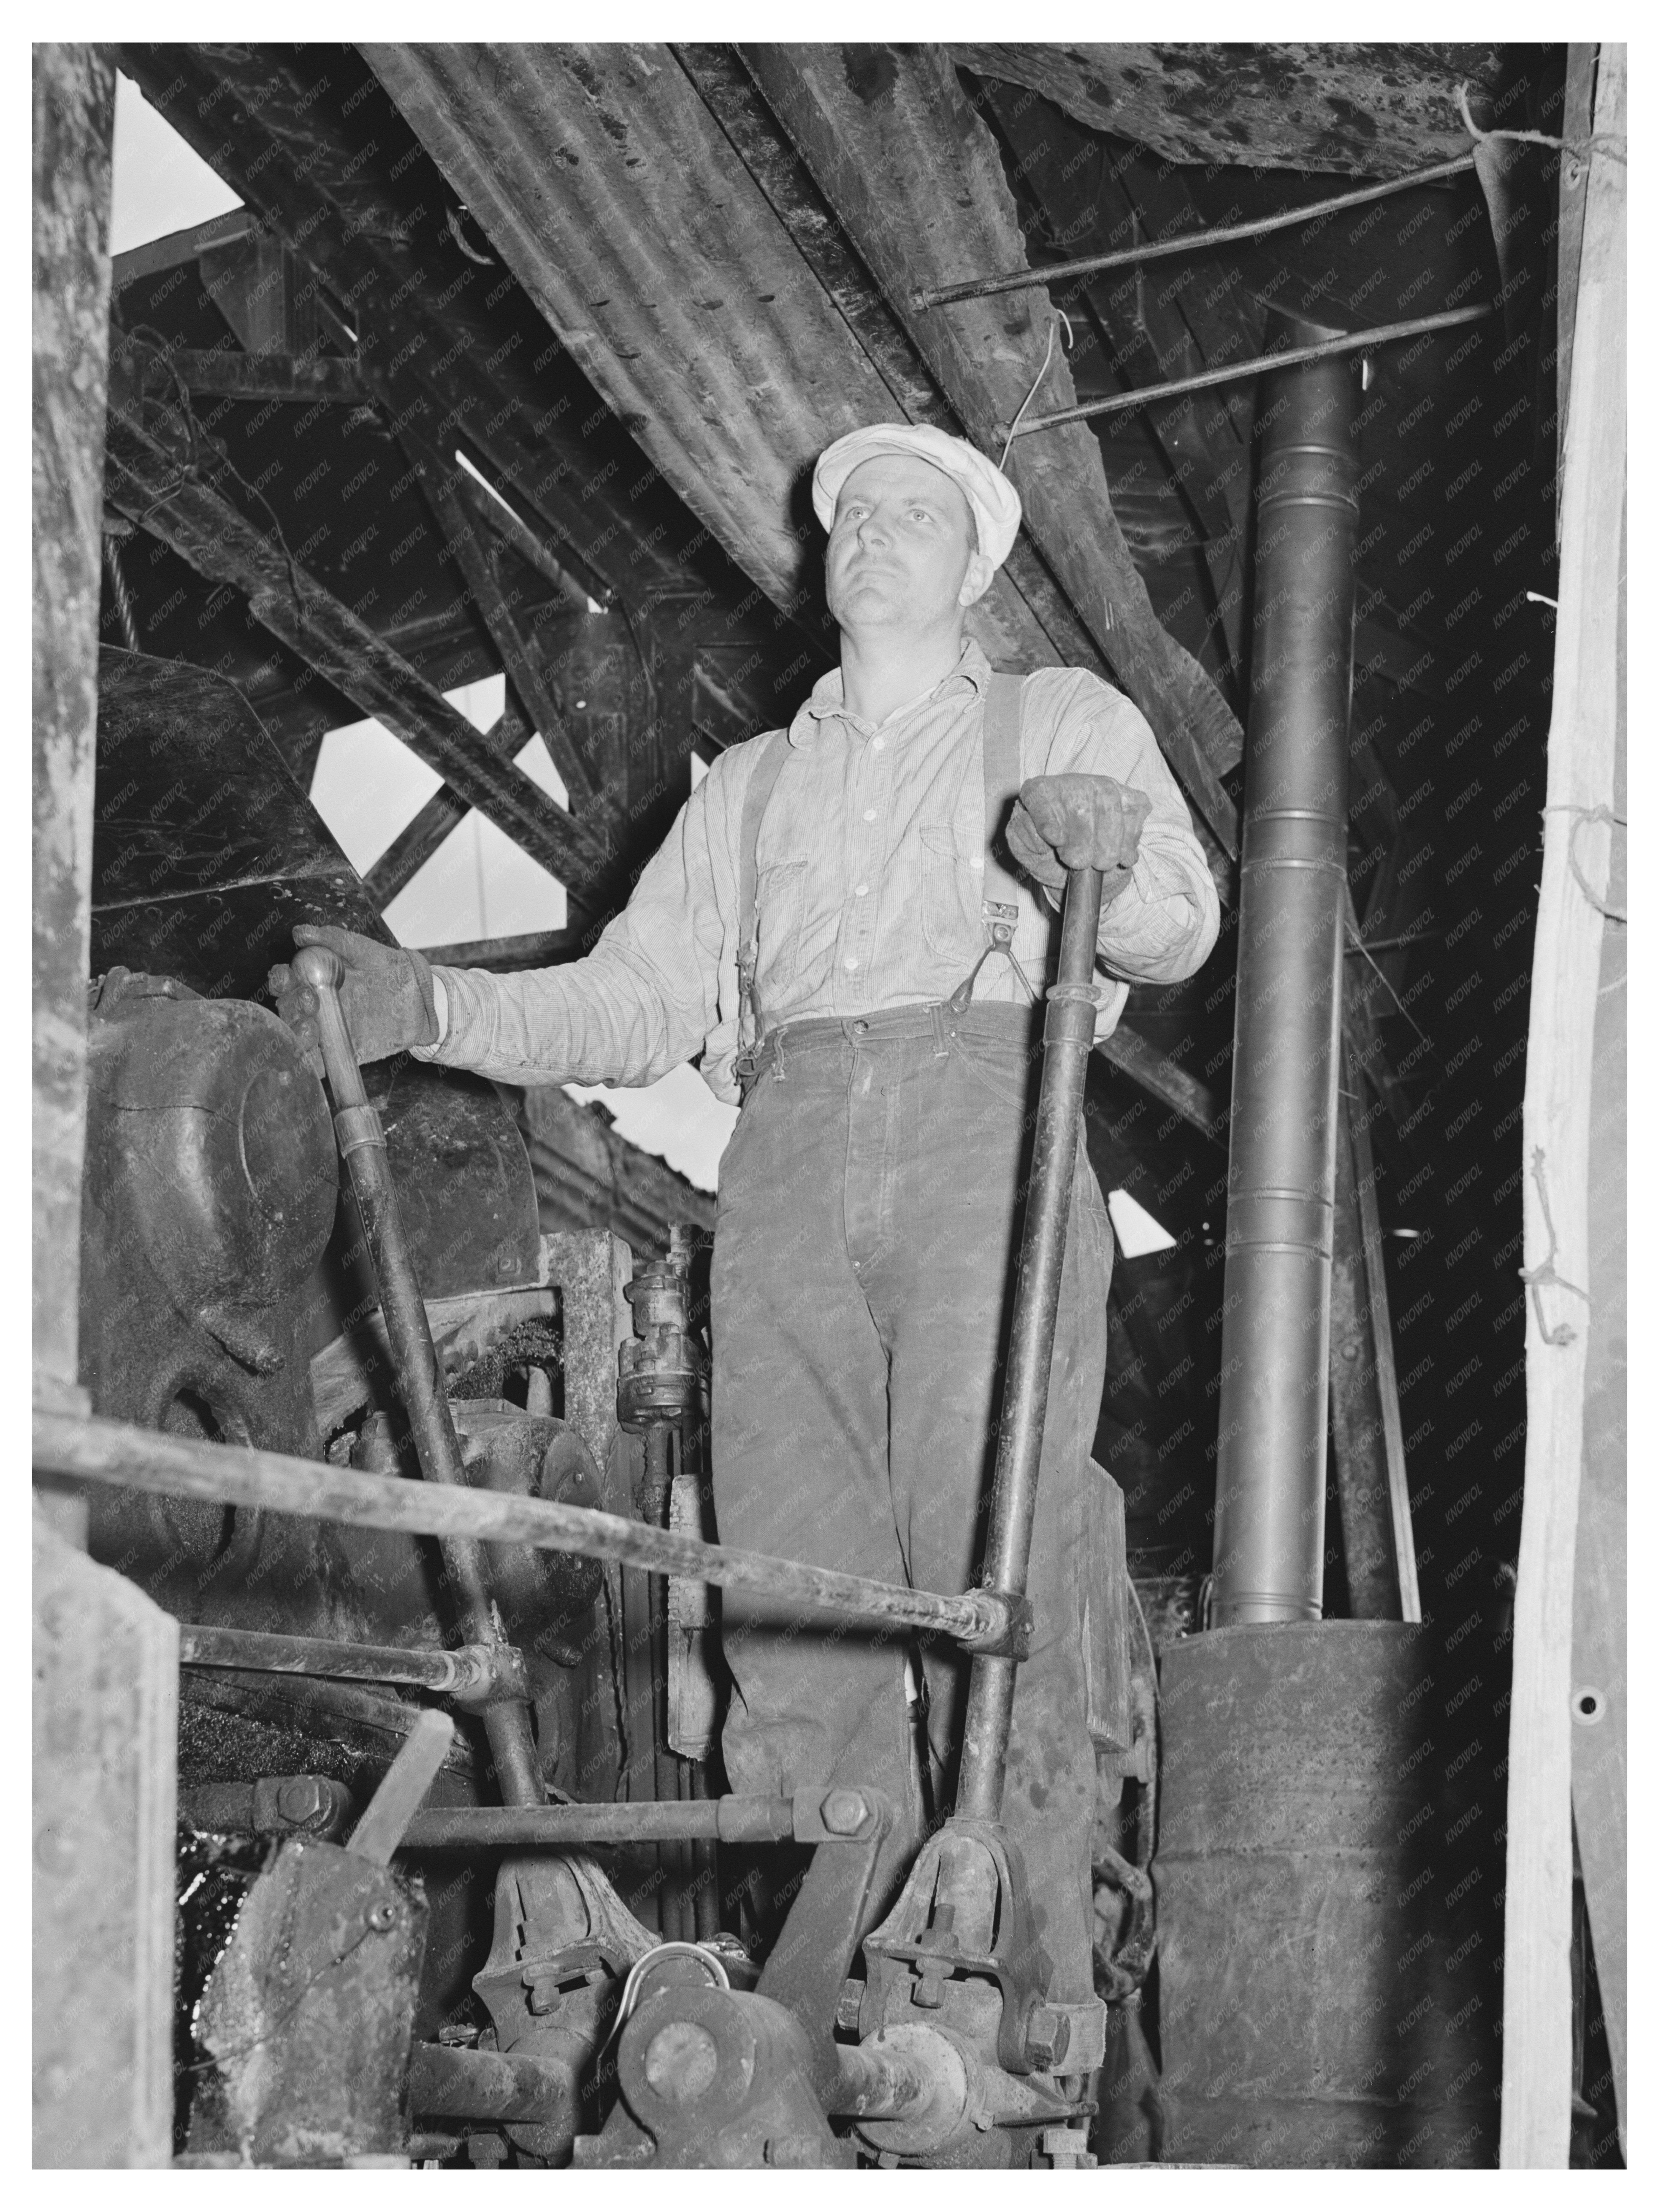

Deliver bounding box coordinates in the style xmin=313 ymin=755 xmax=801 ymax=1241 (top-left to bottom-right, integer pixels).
xmin=860 ymin=1816 xmax=1058 ymax=2077
xmin=953 ymin=1591 xmax=1034 ymax=1659
xmin=756 ymin=1787 xmax=894 ymax=2099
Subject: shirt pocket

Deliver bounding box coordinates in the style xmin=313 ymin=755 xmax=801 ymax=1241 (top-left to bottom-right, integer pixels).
xmin=754 ymin=858 xmax=807 ymax=1000
xmin=919 ymin=826 xmax=988 ymax=963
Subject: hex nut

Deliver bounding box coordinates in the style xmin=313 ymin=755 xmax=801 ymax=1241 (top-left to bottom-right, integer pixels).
xmin=276 ymin=1776 xmax=327 ymax=1827
xmin=1024 ymin=2005 xmax=1071 ymax=2070
xmin=820 ymin=1789 xmax=868 ymax=1836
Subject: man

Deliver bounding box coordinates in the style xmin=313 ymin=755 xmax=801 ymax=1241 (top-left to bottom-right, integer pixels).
xmin=273 ymin=425 xmax=1218 ymax=2003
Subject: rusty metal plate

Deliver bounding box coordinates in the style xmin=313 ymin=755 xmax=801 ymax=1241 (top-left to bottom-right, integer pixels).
xmin=185 ymin=1835 xmax=427 ymax=2165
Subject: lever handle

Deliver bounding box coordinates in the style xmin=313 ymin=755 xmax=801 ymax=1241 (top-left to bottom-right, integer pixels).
xmin=346 ymin=1709 xmax=457 ymax=1865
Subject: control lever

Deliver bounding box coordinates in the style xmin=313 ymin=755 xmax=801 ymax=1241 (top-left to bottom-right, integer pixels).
xmin=292 ymin=943 xmax=544 ymax=1808
xmin=348 ymin=1709 xmax=457 ymax=1866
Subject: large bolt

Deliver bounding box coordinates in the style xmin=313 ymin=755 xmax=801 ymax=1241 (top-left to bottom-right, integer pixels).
xmin=276 ymin=1776 xmax=327 ymax=1828
xmin=642 ymin=2020 xmax=720 ymax=2105
xmin=820 ymin=1789 xmax=868 ymax=1836
xmin=1024 ymin=2004 xmax=1072 ymax=2071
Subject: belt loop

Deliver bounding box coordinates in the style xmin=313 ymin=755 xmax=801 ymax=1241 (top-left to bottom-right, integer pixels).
xmin=929 ymin=1002 xmax=949 ymax=1058
xmin=771 ymin=1024 xmax=789 ymax=1084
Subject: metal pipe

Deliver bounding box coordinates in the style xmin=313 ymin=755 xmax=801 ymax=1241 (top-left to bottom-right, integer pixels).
xmin=830 ymin=2040 xmax=937 ymax=2120
xmin=915 ymin=154 xmax=1477 ymax=309
xmin=294 ymin=943 xmax=544 ymax=1806
xmin=177 ymin=1623 xmax=528 ymax=1706
xmin=1003 ymin=305 xmax=1491 ymax=439
xmin=399 ymin=1796 xmax=801 ymax=1850
xmin=408 ymin=2041 xmax=576 ymax=2126
xmin=956 ymin=867 xmax=1105 ymax=1821
xmin=1210 ymin=317 xmax=1359 ymax=1627
xmin=34 ymin=1409 xmax=1022 ymax=1652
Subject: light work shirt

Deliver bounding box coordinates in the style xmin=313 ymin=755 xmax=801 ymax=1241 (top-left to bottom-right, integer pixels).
xmin=416 ymin=639 xmax=1221 ymax=1105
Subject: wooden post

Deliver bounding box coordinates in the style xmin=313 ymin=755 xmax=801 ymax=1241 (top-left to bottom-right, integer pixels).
xmin=32 ymin=48 xmax=180 ymax=2168
xmin=1500 ymin=44 xmax=1625 ymax=2169
xmin=31 ymin=43 xmax=114 ymax=1420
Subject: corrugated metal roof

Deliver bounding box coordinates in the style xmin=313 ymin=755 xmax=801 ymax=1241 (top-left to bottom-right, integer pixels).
xmin=361 ymin=42 xmax=1069 ymax=672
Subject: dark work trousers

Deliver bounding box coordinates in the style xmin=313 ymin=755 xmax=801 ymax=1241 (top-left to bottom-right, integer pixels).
xmin=711 ymin=1000 xmax=1113 ymax=2002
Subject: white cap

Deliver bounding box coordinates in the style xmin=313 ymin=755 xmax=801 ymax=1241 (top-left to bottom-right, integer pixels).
xmin=812 ymin=424 xmax=1022 ymax=570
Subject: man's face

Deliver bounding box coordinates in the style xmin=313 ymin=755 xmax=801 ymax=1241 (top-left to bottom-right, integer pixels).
xmin=825 ymin=453 xmax=994 ymax=637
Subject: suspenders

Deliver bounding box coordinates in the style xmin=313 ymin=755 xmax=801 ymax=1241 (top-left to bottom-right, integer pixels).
xmin=732 ymin=728 xmax=791 ymax=1085
xmin=732 ymin=672 xmax=1035 ymax=1084
xmin=945 ymin=671 xmax=1038 ymax=1014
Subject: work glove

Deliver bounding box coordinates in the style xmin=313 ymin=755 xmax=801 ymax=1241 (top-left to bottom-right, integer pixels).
xmin=267 ymin=924 xmax=440 ymax=1076
xmin=1006 ymin=773 xmax=1152 ymax=903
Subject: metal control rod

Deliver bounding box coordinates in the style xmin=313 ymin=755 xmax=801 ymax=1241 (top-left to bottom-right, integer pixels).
xmin=177 ymin=1623 xmax=528 ymax=1706
xmin=292 ymin=942 xmax=543 ymax=1806
xmin=956 ymin=866 xmax=1105 ymax=1822
xmin=400 ymin=1796 xmax=801 ymax=1850
xmin=914 ymin=153 xmax=1478 ymax=309
xmin=34 ymin=1410 xmax=1025 ymax=1654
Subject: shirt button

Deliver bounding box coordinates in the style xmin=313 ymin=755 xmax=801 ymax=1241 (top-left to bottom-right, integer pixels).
xmin=854 ymin=883 xmax=869 ymax=897
xmin=844 ymin=956 xmax=859 ymax=971
xmin=863 ymin=808 xmax=877 ymax=822
xmin=871 ymin=738 xmax=884 ymax=753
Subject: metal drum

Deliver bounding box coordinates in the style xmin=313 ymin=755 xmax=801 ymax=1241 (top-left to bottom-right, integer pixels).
xmin=1153 ymin=1622 xmax=1500 ymax=2167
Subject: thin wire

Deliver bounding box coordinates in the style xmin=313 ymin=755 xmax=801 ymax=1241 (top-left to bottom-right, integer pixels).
xmin=1457 ymin=82 xmax=1627 ymax=167
xmin=600 ymin=1941 xmax=730 ymax=2062
xmin=1519 ymin=1146 xmax=1590 ymax=1347
xmin=1344 ymin=916 xmax=1433 ymax=1058
xmin=998 ymin=312 xmax=1072 ymax=471
xmin=1546 ymin=802 xmax=1627 ymax=925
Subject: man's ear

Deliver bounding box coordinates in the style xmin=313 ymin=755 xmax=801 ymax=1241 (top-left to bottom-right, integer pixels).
xmin=957 ymin=549 xmax=996 ymax=609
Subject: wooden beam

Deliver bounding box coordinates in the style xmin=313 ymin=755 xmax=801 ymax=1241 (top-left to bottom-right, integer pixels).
xmin=1571 ymin=492 xmax=1627 ymax=2153
xmin=116 ymin=44 xmax=820 ymax=749
xmin=1501 ymin=44 xmax=1625 ymax=2171
xmin=109 ymin=204 xmax=253 ymax=293
xmin=1554 ymin=45 xmax=1601 ymax=530
xmin=34 ymin=1510 xmax=178 ymax=2168
xmin=32 ymin=41 xmax=115 ymax=1421
xmin=102 ymin=404 xmax=610 ymax=910
xmin=120 ymin=344 xmax=369 ymax=405
xmin=738 ymin=44 xmax=1244 ymax=861
xmin=364 ymin=696 xmax=528 ymax=909
xmin=674 ymin=43 xmax=1111 ymax=685
xmin=452 ymin=465 xmax=599 ymax=613
xmin=1096 ymin=1023 xmax=1227 ymax=1149
xmin=417 ymin=927 xmax=576 ymax=972
xmin=407 ymin=443 xmax=600 ymax=812
xmin=950 ymin=43 xmax=1509 ymax=177
xmin=33 ymin=49 xmax=178 ymax=2176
